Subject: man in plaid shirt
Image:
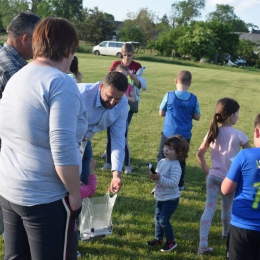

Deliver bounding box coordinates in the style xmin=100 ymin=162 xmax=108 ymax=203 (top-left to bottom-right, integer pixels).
xmin=0 ymin=11 xmax=40 ymax=99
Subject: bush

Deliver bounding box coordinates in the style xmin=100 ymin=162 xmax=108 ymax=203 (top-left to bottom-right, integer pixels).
xmin=77 ymin=45 xmax=93 ymax=54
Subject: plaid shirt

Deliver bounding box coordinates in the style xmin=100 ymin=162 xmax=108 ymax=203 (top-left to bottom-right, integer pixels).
xmin=0 ymin=42 xmax=27 ymax=98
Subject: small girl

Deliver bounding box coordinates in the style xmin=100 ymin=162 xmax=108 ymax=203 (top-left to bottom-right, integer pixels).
xmin=146 ymin=135 xmax=189 ymax=252
xmin=102 ymin=64 xmax=135 ymax=174
xmin=196 ymin=98 xmax=250 ymax=255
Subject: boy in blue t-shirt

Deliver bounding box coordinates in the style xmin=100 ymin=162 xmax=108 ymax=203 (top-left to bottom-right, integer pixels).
xmin=158 ymin=70 xmax=200 ymax=190
xmin=221 ymin=113 xmax=260 ymax=260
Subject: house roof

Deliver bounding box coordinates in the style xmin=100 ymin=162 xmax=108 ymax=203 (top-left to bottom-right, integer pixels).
xmin=235 ymin=32 xmax=260 ymax=43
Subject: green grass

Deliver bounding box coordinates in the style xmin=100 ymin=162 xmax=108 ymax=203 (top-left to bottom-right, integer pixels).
xmin=1 ymin=53 xmax=260 ymax=259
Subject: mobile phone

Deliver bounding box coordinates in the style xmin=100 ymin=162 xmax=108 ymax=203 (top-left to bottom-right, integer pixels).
xmin=147 ymin=163 xmax=156 ymax=174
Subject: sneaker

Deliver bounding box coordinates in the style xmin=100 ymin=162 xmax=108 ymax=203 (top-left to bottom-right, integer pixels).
xmin=101 ymin=163 xmax=111 ymax=171
xmin=124 ymin=166 xmax=133 ymax=174
xmin=151 ymin=188 xmax=155 ymax=195
xmin=160 ymin=240 xmax=177 ymax=252
xmin=197 ymin=247 xmax=214 ymax=255
xmin=146 ymin=238 xmax=162 ymax=246
xmin=101 ymin=150 xmax=106 ymax=159
xmin=77 ymin=251 xmax=81 ymax=258
xmin=179 ymin=186 xmax=185 ymax=191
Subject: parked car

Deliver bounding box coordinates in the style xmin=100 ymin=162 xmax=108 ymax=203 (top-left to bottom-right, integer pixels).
xmin=92 ymin=41 xmax=139 ymax=58
xmin=234 ymin=56 xmax=247 ymax=66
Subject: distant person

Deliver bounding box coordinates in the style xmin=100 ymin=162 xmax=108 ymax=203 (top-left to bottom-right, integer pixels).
xmin=158 ymin=70 xmax=200 ymax=190
xmin=0 ymin=17 xmax=87 ymax=259
xmin=146 ymin=135 xmax=189 ymax=252
xmin=68 ymin=56 xmax=82 ymax=83
xmin=109 ymin=42 xmax=146 ymax=125
xmin=78 ymin=71 xmax=128 ymax=193
xmin=221 ymin=113 xmax=260 ymax=260
xmin=196 ymin=98 xmax=250 ymax=255
xmin=0 ymin=11 xmax=40 ymax=98
xmin=102 ymin=64 xmax=135 ymax=174
xmin=0 ymin=10 xmax=40 ymax=238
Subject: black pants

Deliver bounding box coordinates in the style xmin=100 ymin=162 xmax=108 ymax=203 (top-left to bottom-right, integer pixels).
xmin=0 ymin=195 xmax=81 ymax=260
xmin=228 ymin=225 xmax=260 ymax=260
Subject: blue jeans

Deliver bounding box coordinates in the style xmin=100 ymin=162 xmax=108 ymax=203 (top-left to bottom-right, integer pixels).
xmin=157 ymin=132 xmax=190 ymax=187
xmin=81 ymin=140 xmax=93 ymax=185
xmin=154 ymin=198 xmax=179 ymax=241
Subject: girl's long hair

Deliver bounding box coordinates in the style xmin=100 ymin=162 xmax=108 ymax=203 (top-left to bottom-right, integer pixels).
xmin=205 ymin=98 xmax=240 ymax=147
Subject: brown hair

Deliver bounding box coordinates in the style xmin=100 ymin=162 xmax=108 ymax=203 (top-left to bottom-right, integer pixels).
xmin=70 ymin=56 xmax=79 ymax=77
xmin=32 ymin=17 xmax=79 ymax=62
xmin=121 ymin=43 xmax=134 ymax=53
xmin=115 ymin=64 xmax=129 ymax=75
xmin=103 ymin=71 xmax=128 ymax=92
xmin=254 ymin=113 xmax=260 ymax=128
xmin=177 ymin=70 xmax=192 ymax=86
xmin=164 ymin=135 xmax=189 ymax=161
xmin=205 ymin=98 xmax=240 ymax=147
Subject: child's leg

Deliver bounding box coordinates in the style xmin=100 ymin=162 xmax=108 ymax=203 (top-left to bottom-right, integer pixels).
xmin=106 ymin=127 xmax=112 ymax=165
xmin=221 ymin=190 xmax=235 ymax=237
xmin=157 ymin=132 xmax=167 ymax=162
xmin=158 ymin=198 xmax=179 ymax=241
xmin=199 ymin=175 xmax=221 ymax=248
xmin=81 ymin=140 xmax=93 ymax=185
xmin=154 ymin=201 xmax=164 ymax=241
xmin=127 ymin=111 xmax=134 ymax=125
xmin=124 ymin=122 xmax=130 ymax=167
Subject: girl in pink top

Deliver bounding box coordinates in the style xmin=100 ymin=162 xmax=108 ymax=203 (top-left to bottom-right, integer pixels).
xmin=196 ymin=98 xmax=250 ymax=255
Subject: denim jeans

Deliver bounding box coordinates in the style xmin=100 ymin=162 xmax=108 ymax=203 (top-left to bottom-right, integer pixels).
xmin=154 ymin=198 xmax=179 ymax=241
xmin=81 ymin=140 xmax=93 ymax=185
xmin=157 ymin=132 xmax=190 ymax=187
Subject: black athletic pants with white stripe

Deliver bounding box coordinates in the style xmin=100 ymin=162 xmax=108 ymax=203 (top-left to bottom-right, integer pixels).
xmin=0 ymin=195 xmax=81 ymax=260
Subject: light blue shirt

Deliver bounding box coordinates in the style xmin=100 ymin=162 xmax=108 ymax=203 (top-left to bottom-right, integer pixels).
xmin=78 ymin=82 xmax=128 ymax=172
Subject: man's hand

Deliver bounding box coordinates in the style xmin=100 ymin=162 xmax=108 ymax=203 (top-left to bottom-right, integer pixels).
xmin=109 ymin=176 xmax=122 ymax=194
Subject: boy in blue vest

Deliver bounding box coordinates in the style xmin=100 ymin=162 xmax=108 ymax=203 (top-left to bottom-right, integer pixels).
xmin=158 ymin=70 xmax=201 ymax=190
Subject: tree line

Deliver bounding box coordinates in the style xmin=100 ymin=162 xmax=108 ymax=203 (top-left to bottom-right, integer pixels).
xmin=0 ymin=0 xmax=259 ymax=66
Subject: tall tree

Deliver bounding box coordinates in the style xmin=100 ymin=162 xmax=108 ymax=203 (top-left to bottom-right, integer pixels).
xmin=171 ymin=0 xmax=205 ymax=27
xmin=123 ymin=8 xmax=158 ymax=45
xmin=72 ymin=7 xmax=116 ymax=44
xmin=118 ymin=20 xmax=143 ymax=43
xmin=206 ymin=4 xmax=250 ymax=32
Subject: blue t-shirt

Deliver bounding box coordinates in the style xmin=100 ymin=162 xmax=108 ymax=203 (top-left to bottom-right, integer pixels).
xmin=226 ymin=148 xmax=260 ymax=231
xmin=159 ymin=90 xmax=200 ymax=139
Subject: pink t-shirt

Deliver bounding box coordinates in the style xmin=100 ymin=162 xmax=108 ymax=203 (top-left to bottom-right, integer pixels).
xmin=125 ymin=83 xmax=133 ymax=97
xmin=206 ymin=126 xmax=249 ymax=179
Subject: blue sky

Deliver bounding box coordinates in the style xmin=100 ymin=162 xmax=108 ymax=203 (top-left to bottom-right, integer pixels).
xmin=83 ymin=0 xmax=260 ymax=29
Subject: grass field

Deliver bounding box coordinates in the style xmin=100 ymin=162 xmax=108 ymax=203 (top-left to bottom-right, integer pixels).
xmin=0 ymin=53 xmax=260 ymax=259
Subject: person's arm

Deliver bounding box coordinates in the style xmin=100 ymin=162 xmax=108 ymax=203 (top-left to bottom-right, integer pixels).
xmin=159 ymin=110 xmax=165 ymax=117
xmin=242 ymin=141 xmax=251 ymax=149
xmin=109 ymin=61 xmax=119 ymax=71
xmin=55 ymin=165 xmax=81 ymax=211
xmin=221 ymin=177 xmax=238 ymax=195
xmin=80 ymin=159 xmax=97 ymax=198
xmin=159 ymin=93 xmax=167 ymax=117
xmin=129 ymin=74 xmax=141 ymax=89
xmin=127 ymin=89 xmax=135 ymax=103
xmin=196 ymin=140 xmax=210 ymax=175
xmin=193 ymin=114 xmax=201 ymax=120
xmin=109 ymin=98 xmax=129 ymax=193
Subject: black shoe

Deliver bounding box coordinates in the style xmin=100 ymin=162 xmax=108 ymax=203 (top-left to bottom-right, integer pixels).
xmin=146 ymin=238 xmax=162 ymax=246
xmin=160 ymin=240 xmax=177 ymax=252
